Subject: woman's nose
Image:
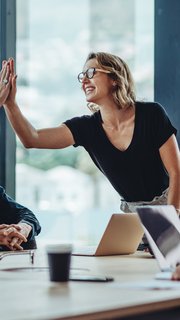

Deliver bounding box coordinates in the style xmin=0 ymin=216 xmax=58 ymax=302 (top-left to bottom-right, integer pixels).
xmin=82 ymin=74 xmax=89 ymax=83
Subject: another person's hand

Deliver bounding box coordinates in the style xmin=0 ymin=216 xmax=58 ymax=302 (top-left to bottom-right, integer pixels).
xmin=171 ymin=265 xmax=180 ymax=281
xmin=0 ymin=60 xmax=11 ymax=106
xmin=0 ymin=224 xmax=27 ymax=250
xmin=8 ymin=222 xmax=32 ymax=250
xmin=3 ymin=58 xmax=17 ymax=107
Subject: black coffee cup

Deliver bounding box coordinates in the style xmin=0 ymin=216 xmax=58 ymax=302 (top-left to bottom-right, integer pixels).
xmin=46 ymin=244 xmax=72 ymax=282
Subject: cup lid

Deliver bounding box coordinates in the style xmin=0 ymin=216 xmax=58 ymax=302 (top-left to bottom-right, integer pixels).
xmin=46 ymin=243 xmax=73 ymax=253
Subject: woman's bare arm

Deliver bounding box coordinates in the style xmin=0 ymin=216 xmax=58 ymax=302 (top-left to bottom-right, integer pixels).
xmin=159 ymin=134 xmax=180 ymax=213
xmin=3 ymin=59 xmax=75 ymax=149
xmin=4 ymin=102 xmax=75 ymax=149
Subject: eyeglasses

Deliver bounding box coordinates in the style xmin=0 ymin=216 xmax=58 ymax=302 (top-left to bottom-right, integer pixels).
xmin=77 ymin=67 xmax=111 ymax=83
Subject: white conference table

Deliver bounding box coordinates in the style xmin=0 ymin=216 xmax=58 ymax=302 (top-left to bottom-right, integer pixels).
xmin=0 ymin=249 xmax=180 ymax=320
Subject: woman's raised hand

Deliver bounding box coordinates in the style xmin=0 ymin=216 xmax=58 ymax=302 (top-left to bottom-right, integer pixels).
xmin=3 ymin=58 xmax=17 ymax=107
xmin=0 ymin=60 xmax=11 ymax=106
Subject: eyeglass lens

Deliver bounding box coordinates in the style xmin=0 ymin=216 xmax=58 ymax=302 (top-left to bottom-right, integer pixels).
xmin=78 ymin=68 xmax=95 ymax=82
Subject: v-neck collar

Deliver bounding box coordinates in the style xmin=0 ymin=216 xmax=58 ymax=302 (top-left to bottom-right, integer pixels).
xmin=95 ymin=104 xmax=138 ymax=153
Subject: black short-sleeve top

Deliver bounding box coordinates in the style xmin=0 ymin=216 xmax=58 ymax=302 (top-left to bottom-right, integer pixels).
xmin=64 ymin=102 xmax=177 ymax=202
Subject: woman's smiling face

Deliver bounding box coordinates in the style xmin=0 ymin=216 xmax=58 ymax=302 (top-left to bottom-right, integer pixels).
xmin=81 ymin=58 xmax=114 ymax=105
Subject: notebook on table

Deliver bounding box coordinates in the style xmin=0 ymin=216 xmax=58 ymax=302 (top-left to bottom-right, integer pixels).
xmin=72 ymin=213 xmax=144 ymax=256
xmin=136 ymin=205 xmax=180 ymax=280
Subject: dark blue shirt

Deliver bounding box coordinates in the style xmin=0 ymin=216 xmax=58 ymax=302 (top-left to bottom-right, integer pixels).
xmin=0 ymin=186 xmax=41 ymax=249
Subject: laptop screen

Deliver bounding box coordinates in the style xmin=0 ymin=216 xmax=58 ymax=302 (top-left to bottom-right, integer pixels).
xmin=136 ymin=205 xmax=180 ymax=270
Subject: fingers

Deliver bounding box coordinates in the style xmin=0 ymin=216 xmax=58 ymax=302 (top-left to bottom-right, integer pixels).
xmin=0 ymin=224 xmax=9 ymax=229
xmin=0 ymin=61 xmax=8 ymax=81
xmin=0 ymin=224 xmax=20 ymax=235
xmin=6 ymin=241 xmax=23 ymax=251
xmin=0 ymin=61 xmax=4 ymax=77
xmin=0 ymin=58 xmax=16 ymax=106
xmin=12 ymin=74 xmax=17 ymax=86
xmin=8 ymin=235 xmax=24 ymax=251
xmin=0 ymin=233 xmax=25 ymax=251
xmin=18 ymin=222 xmax=32 ymax=238
xmin=9 ymin=236 xmax=23 ymax=248
xmin=0 ymin=236 xmax=16 ymax=250
xmin=8 ymin=224 xmax=21 ymax=231
xmin=3 ymin=227 xmax=27 ymax=242
xmin=0 ymin=58 xmax=14 ymax=83
xmin=5 ymin=64 xmax=10 ymax=84
xmin=9 ymin=58 xmax=15 ymax=76
xmin=2 ymin=60 xmax=7 ymax=68
xmin=3 ymin=226 xmax=17 ymax=236
xmin=0 ymin=225 xmax=27 ymax=251
xmin=0 ymin=225 xmax=10 ymax=237
xmin=13 ymin=243 xmax=23 ymax=250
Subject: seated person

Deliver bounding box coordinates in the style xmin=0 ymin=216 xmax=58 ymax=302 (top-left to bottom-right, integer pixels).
xmin=0 ymin=186 xmax=41 ymax=250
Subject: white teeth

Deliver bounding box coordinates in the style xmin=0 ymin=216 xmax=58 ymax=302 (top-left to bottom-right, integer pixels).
xmin=85 ymin=87 xmax=94 ymax=94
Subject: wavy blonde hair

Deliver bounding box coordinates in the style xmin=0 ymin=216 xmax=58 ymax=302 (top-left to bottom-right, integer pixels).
xmin=85 ymin=52 xmax=136 ymax=112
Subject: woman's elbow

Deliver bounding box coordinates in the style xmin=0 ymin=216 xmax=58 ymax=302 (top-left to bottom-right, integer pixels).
xmin=21 ymin=134 xmax=39 ymax=148
xmin=22 ymin=140 xmax=35 ymax=149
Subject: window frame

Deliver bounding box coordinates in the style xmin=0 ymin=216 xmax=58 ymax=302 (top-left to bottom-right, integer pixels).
xmin=0 ymin=0 xmax=16 ymax=197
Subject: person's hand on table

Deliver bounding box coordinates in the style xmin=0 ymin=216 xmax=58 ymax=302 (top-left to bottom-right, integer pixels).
xmin=171 ymin=265 xmax=180 ymax=281
xmin=7 ymin=222 xmax=32 ymax=250
xmin=0 ymin=224 xmax=27 ymax=250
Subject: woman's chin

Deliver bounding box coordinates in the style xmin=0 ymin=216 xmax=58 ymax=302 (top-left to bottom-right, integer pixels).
xmin=86 ymin=97 xmax=92 ymax=102
xmin=86 ymin=97 xmax=96 ymax=103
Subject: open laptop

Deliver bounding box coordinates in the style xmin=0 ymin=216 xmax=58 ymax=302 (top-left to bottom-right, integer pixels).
xmin=136 ymin=205 xmax=180 ymax=279
xmin=72 ymin=213 xmax=144 ymax=256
